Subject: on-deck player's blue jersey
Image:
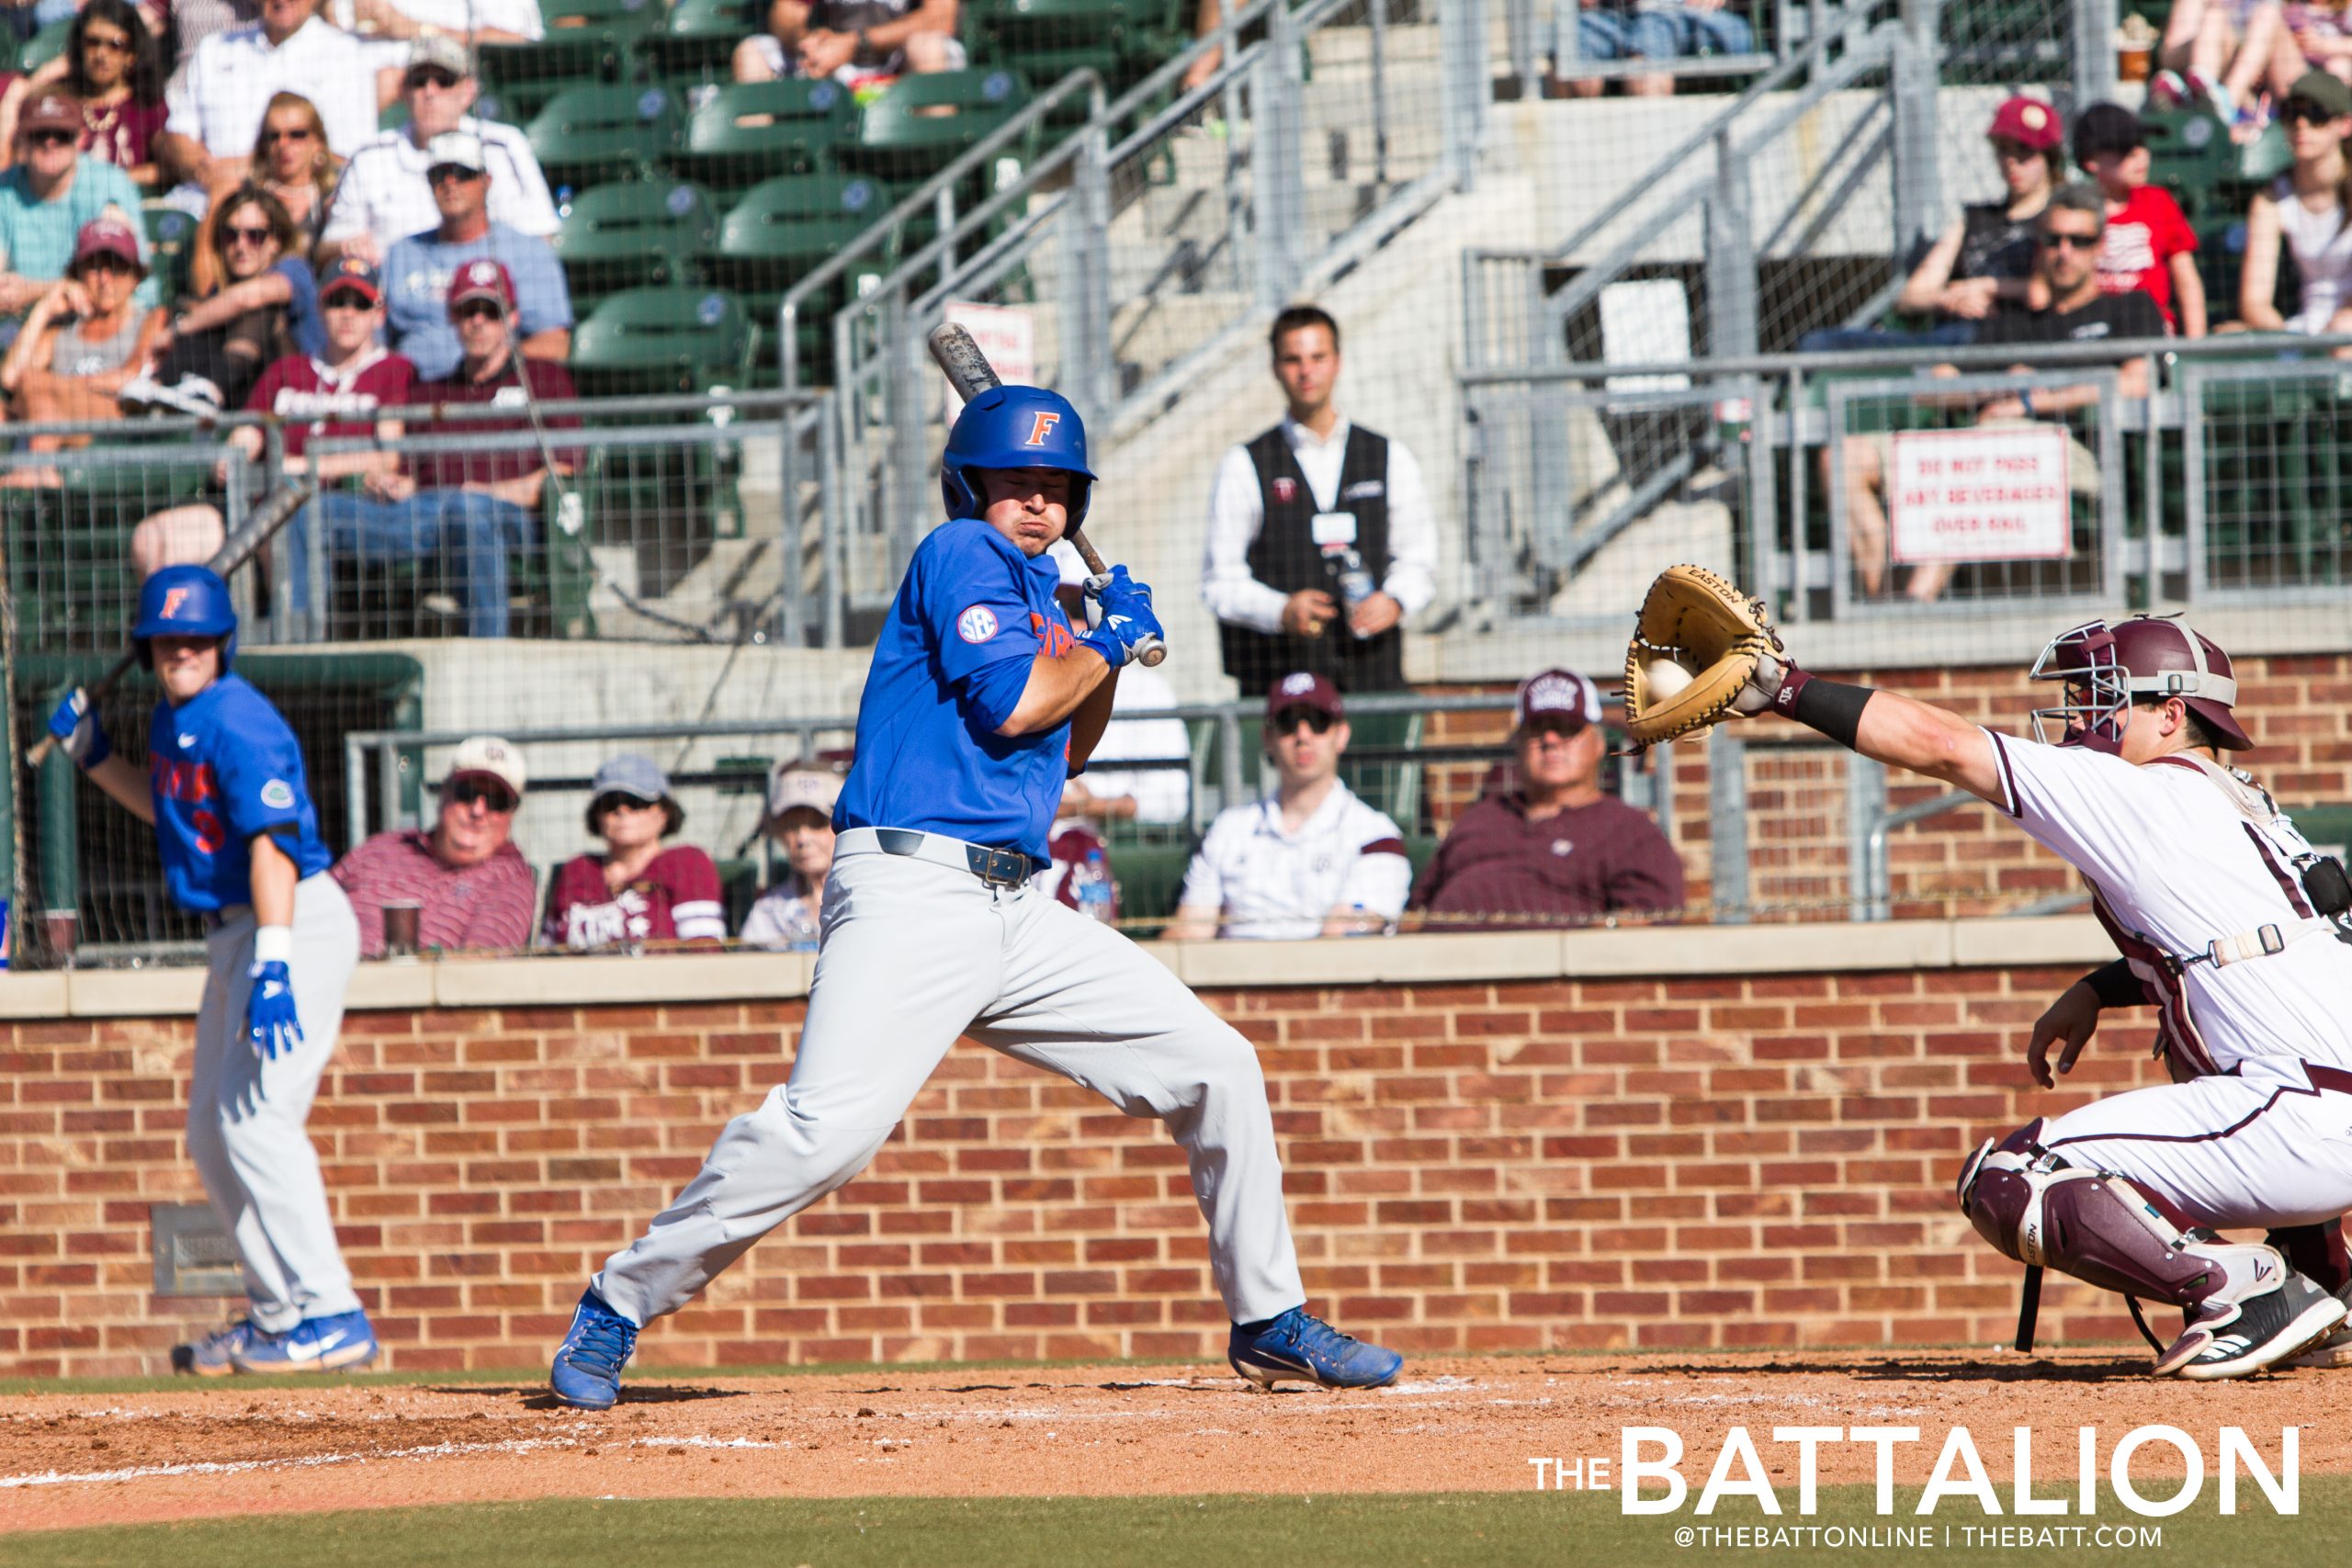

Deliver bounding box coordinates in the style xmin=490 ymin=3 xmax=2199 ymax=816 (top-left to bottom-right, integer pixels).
xmin=147 ymin=673 xmax=334 ymax=911
xmin=836 ymin=517 xmax=1079 ymax=861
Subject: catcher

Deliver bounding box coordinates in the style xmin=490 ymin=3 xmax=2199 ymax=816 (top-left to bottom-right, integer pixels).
xmin=1624 ymin=566 xmax=2352 ymax=1379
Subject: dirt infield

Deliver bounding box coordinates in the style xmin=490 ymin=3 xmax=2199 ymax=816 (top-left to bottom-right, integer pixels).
xmin=4 ymin=1349 xmax=2348 ymax=1534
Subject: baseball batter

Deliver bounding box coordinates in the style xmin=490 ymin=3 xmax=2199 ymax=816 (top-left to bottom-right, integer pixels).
xmin=47 ymin=566 xmax=372 ymax=1374
xmin=1725 ymin=609 xmax=2352 ymax=1378
xmin=549 ymin=387 xmax=1403 ymax=1408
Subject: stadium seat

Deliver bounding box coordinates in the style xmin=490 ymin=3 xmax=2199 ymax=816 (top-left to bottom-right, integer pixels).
xmin=569 ymin=286 xmax=758 ymax=396
xmin=479 ymin=0 xmax=666 ymax=120
xmin=551 ymin=179 xmax=718 ymax=310
xmin=639 ymin=0 xmax=757 ymax=84
xmin=17 ymin=17 xmax=70 ymax=74
xmin=962 ymin=0 xmax=1176 ymax=101
xmin=703 ymin=174 xmax=889 ymax=375
xmin=672 ymin=79 xmax=860 ymax=190
xmin=837 ymin=69 xmax=1033 ymax=186
xmin=141 ymin=204 xmax=200 ymax=306
xmin=527 ymin=85 xmax=688 ymax=193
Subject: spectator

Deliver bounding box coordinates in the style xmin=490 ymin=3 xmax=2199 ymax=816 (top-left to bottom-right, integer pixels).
xmin=332 ymin=734 xmax=535 ymax=957
xmin=158 ymin=0 xmax=265 ymax=62
xmin=379 ymin=130 xmax=571 ymax=379
xmin=1180 ymin=0 xmax=1226 ymax=92
xmin=740 ymin=764 xmax=840 ymax=951
xmin=319 ymin=38 xmax=559 ymax=269
xmin=1163 ymin=672 xmax=1411 ymax=941
xmin=2156 ymin=0 xmax=2309 ymax=134
xmin=0 ymin=91 xmax=153 ymax=328
xmin=1202 ymin=304 xmax=1436 ymax=697
xmin=0 ymin=218 xmax=165 ymax=440
xmin=1838 ymin=184 xmax=2159 ymax=604
xmin=249 ymin=91 xmax=340 ymax=254
xmin=326 ymin=0 xmax=544 ymax=48
xmin=1409 ymin=669 xmax=1683 ymax=929
xmin=1556 ymin=0 xmax=1753 ymax=99
xmin=2290 ymin=1 xmax=2352 ymax=84
xmin=733 ymin=0 xmax=964 ymax=86
xmin=542 ymin=754 xmax=726 ymax=951
xmin=2071 ymin=103 xmax=2206 ymax=336
xmin=0 ymin=1 xmax=170 ymax=188
xmin=2236 ymin=72 xmax=2352 ymax=341
xmin=1049 ymin=540 xmax=1190 ymax=828
xmin=289 ymin=257 xmax=578 ymax=637
xmin=129 ymin=182 xmax=312 ymax=412
xmin=130 ymin=255 xmax=413 ymax=577
xmin=1799 ymin=96 xmax=2063 ymax=353
xmin=156 ymin=0 xmax=387 ymax=201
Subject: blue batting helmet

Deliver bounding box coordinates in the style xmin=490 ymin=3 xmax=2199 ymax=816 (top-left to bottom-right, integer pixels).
xmin=940 ymin=386 xmax=1097 ymax=526
xmin=133 ymin=564 xmax=237 ymax=671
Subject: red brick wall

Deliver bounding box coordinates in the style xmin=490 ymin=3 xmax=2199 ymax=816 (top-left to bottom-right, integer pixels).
xmin=0 ymin=956 xmax=2176 ymax=1377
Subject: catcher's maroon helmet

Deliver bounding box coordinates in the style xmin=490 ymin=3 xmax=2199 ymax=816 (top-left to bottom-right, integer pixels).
xmin=2028 ymin=615 xmax=2252 ymax=753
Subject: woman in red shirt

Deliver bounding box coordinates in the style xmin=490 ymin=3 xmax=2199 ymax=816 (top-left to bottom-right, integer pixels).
xmin=543 ymin=754 xmax=727 ymax=950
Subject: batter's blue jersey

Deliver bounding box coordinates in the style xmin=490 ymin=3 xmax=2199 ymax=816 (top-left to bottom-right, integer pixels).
xmin=836 ymin=517 xmax=1078 ymax=860
xmin=147 ymin=673 xmax=334 ymax=911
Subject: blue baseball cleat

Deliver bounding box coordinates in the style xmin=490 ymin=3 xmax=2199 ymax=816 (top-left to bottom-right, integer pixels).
xmin=173 ymin=1319 xmax=260 ymax=1376
xmin=550 ymin=1289 xmax=639 ymax=1410
xmin=1228 ymin=1307 xmax=1403 ymax=1391
xmin=229 ymin=1309 xmax=379 ymax=1373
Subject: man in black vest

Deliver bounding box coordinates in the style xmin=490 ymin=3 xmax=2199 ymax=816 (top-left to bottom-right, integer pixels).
xmin=1202 ymin=305 xmax=1438 ymax=696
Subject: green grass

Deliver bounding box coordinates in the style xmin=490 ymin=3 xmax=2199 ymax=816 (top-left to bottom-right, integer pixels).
xmin=6 ymin=1483 xmax=2346 ymax=1568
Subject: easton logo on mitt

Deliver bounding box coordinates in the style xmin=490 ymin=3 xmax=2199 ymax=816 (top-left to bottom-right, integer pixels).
xmin=1621 ymin=564 xmax=1784 ymax=750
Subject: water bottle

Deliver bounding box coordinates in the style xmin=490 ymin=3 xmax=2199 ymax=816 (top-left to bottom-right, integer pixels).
xmin=1335 ymin=548 xmax=1375 ymax=640
xmin=1072 ymin=848 xmax=1116 ymax=925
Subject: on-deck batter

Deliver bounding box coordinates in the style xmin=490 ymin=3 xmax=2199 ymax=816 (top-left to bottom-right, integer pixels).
xmin=548 ymin=386 xmax=1404 ymax=1408
xmin=47 ymin=565 xmax=371 ymax=1374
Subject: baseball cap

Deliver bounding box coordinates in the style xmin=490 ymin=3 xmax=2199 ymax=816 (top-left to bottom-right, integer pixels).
xmin=444 ymin=735 xmax=526 ymax=797
xmin=1986 ymin=95 xmax=2062 ymax=152
xmin=1514 ymin=668 xmax=1602 ymax=732
xmin=71 ymin=218 xmax=143 ymax=276
xmin=1265 ymin=671 xmax=1343 ymax=722
xmin=408 ymin=34 xmax=472 ymax=78
xmin=2287 ymin=70 xmax=2352 ymax=121
xmin=424 ymin=129 xmax=488 ymax=175
xmin=591 ymin=752 xmax=672 ymax=805
xmin=2072 ymin=102 xmax=2144 ymax=162
xmin=447 ymin=256 xmax=514 ymax=312
xmin=765 ymin=764 xmax=842 ymax=823
xmin=317 ymin=254 xmax=381 ymax=304
xmin=18 ymin=91 xmax=80 ymax=140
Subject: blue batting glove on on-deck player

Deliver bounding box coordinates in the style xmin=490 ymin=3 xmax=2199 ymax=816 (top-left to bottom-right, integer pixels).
xmin=1078 ymin=566 xmax=1164 ymax=667
xmin=246 ymin=962 xmax=304 ymax=1061
xmin=46 ymin=688 xmax=110 ymax=769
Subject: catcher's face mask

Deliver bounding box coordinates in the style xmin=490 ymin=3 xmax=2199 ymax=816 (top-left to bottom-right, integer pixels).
xmin=2029 ymin=620 xmax=2131 ymax=752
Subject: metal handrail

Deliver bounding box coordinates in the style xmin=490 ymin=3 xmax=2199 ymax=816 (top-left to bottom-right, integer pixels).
xmin=1862 ymin=788 xmax=1977 ymax=920
xmin=1458 ymin=331 xmax=2352 ymax=386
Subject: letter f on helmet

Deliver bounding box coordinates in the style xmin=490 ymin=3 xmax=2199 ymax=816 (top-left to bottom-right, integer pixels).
xmin=1024 ymin=411 xmax=1062 ymax=446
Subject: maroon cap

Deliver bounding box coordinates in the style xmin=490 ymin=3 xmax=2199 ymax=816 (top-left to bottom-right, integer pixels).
xmin=1987 ymin=95 xmax=2062 ymax=152
xmin=1266 ymin=671 xmax=1343 ymax=721
xmin=446 ymin=257 xmax=514 ymax=312
xmin=71 ymin=218 xmax=142 ymax=276
xmin=1514 ymin=667 xmax=1602 ymax=732
xmin=18 ymin=91 xmax=81 ymax=140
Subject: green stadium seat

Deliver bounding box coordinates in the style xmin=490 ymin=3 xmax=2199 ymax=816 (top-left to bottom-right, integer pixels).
xmin=671 ymin=79 xmax=859 ymax=191
xmin=141 ymin=203 xmax=200 ymax=304
xmin=702 ymin=174 xmax=889 ymax=374
xmin=639 ymin=0 xmax=758 ymax=84
xmin=527 ymin=85 xmax=687 ymax=193
xmin=551 ymin=179 xmax=718 ymax=310
xmin=569 ymin=286 xmax=758 ymax=396
xmin=962 ymin=0 xmax=1175 ymax=99
xmin=837 ymin=68 xmax=1033 ymax=186
xmin=479 ymin=0 xmax=666 ymax=120
xmin=18 ymin=17 xmax=70 ymax=74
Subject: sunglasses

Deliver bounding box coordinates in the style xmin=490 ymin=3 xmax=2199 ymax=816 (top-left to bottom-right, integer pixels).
xmin=407 ymin=67 xmax=462 ymax=89
xmin=81 ymin=30 xmax=132 ymax=53
xmin=593 ymin=793 xmax=662 ymax=819
xmin=75 ymin=254 xmax=136 ymax=276
xmin=448 ymin=777 xmax=517 ymax=813
xmin=2040 ymin=231 xmax=2099 ymax=251
xmin=1520 ymin=715 xmax=1589 ymax=740
xmin=453 ymin=298 xmax=505 ymax=321
xmin=263 ymin=125 xmax=315 ymax=144
xmin=1270 ymin=707 xmax=1336 ymax=735
xmin=25 ymin=130 xmax=74 ymax=148
xmin=225 ymin=224 xmax=277 ymax=247
xmin=428 ymin=164 xmax=484 ymax=185
xmin=322 ymin=289 xmax=378 ymax=310
xmin=2285 ymin=98 xmax=2343 ymax=125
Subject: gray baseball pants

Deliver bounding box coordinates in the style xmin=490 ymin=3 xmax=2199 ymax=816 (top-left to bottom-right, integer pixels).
xmin=593 ymin=830 xmax=1308 ymax=1326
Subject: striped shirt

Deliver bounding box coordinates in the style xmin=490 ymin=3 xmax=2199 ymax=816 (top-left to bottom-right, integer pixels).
xmin=331 ymin=828 xmax=537 ymax=957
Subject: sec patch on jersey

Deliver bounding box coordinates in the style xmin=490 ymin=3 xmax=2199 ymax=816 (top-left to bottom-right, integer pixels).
xmin=261 ymin=780 xmax=297 ymax=809
xmin=957 ymin=605 xmax=1001 ymax=643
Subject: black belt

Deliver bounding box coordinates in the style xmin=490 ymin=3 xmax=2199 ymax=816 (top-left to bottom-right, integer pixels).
xmin=873 ymin=828 xmax=1040 ymax=887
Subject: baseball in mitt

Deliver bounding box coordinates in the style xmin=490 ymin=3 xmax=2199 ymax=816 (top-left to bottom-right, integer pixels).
xmin=1621 ymin=564 xmax=1784 ymax=750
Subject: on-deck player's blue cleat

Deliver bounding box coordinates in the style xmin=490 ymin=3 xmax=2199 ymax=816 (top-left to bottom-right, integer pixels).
xmin=173 ymin=1318 xmax=260 ymax=1376
xmin=229 ymin=1309 xmax=379 ymax=1373
xmin=1228 ymin=1307 xmax=1404 ymax=1390
xmin=550 ymin=1289 xmax=639 ymax=1410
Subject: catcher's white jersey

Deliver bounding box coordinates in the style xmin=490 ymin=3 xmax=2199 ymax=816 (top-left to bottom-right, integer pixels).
xmin=1984 ymin=730 xmax=2352 ymax=1074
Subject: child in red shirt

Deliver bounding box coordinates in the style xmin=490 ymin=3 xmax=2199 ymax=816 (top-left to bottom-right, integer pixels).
xmin=2071 ymin=102 xmax=2207 ymax=335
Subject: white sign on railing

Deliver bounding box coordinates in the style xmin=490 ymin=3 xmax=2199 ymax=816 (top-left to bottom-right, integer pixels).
xmin=1889 ymin=423 xmax=2074 ymax=564
xmin=941 ymin=300 xmax=1037 ymax=417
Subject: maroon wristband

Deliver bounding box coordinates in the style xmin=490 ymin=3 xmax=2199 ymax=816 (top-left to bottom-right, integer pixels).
xmin=1769 ymin=663 xmax=1812 ymax=717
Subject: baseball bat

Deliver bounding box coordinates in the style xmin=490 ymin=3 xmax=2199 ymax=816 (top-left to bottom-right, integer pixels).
xmin=924 ymin=321 xmax=1166 ymax=668
xmin=28 ymin=476 xmax=317 ymax=768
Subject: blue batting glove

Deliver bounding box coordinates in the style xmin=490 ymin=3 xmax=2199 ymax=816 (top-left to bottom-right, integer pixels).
xmin=1078 ymin=567 xmax=1165 ymax=668
xmin=246 ymin=961 xmax=304 ymax=1061
xmin=46 ymin=687 xmax=109 ymax=769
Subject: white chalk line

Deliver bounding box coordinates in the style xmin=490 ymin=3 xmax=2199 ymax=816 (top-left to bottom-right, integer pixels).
xmin=0 ymin=1434 xmax=782 ymax=1490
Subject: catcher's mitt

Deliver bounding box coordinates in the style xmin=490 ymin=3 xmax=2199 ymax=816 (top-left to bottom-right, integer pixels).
xmin=1621 ymin=564 xmax=1783 ymax=749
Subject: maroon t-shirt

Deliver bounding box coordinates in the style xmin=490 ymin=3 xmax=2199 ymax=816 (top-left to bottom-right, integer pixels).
xmin=542 ymin=845 xmax=726 ymax=949
xmin=1410 ymin=792 xmax=1685 ymax=928
xmin=81 ymin=96 xmax=167 ymax=175
xmin=413 ymin=354 xmax=582 ymax=491
xmin=244 ymin=349 xmax=415 ymax=457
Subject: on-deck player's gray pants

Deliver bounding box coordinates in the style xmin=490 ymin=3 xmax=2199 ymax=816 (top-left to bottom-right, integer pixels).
xmin=193 ymin=874 xmax=364 ymax=1334
xmin=593 ymin=834 xmax=1309 ymax=1327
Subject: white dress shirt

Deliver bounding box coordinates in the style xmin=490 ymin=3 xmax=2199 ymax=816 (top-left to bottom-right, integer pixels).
xmin=321 ymin=115 xmax=561 ymax=254
xmin=1176 ymin=779 xmax=1411 ymax=941
xmin=328 ymin=0 xmax=546 ymax=39
xmin=164 ymin=17 xmax=385 ymax=159
xmin=1200 ymin=412 xmax=1438 ymax=635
